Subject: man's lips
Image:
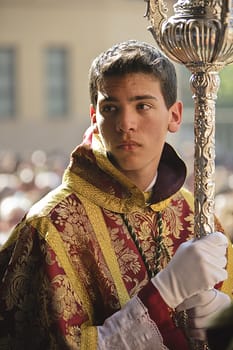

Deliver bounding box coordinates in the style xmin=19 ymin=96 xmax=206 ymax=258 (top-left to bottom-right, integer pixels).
xmin=116 ymin=140 xmax=141 ymax=150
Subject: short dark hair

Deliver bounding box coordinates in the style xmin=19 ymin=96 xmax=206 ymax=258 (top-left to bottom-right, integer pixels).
xmin=89 ymin=40 xmax=177 ymax=109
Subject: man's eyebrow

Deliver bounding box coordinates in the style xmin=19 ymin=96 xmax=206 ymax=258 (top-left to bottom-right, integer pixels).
xmin=99 ymin=95 xmax=158 ymax=102
xmin=100 ymin=96 xmax=117 ymax=102
xmin=129 ymin=95 xmax=158 ymax=101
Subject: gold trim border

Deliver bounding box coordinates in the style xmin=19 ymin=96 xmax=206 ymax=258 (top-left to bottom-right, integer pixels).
xmin=79 ymin=195 xmax=130 ymax=308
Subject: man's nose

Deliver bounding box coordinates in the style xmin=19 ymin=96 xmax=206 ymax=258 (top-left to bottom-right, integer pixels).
xmin=116 ymin=108 xmax=137 ymax=133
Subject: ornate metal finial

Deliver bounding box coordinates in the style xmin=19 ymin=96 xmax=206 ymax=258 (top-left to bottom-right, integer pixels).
xmin=145 ymin=0 xmax=233 ymax=238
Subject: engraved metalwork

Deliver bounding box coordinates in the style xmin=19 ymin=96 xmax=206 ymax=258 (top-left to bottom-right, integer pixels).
xmin=145 ymin=0 xmax=233 ymax=238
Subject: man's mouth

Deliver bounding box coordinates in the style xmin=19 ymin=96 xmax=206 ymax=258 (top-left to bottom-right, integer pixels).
xmin=117 ymin=141 xmax=141 ymax=151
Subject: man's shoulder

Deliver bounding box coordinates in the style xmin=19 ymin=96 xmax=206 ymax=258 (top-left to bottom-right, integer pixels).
xmin=27 ymin=184 xmax=73 ymax=220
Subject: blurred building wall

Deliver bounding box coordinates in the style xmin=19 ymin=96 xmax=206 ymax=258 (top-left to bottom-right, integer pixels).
xmin=0 ymin=0 xmax=165 ymax=155
xmin=0 ymin=0 xmax=232 ymax=162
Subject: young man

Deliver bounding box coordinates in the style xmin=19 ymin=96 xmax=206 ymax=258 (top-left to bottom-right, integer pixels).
xmin=0 ymin=40 xmax=232 ymax=350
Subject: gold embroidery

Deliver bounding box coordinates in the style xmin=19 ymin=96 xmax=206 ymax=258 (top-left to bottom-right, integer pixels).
xmin=160 ymin=218 xmax=175 ymax=262
xmin=164 ymin=203 xmax=184 ymax=240
xmin=30 ymin=217 xmax=94 ymax=323
xmin=65 ymin=325 xmax=81 ymax=350
xmin=79 ymin=195 xmax=130 ymax=308
xmin=51 ymin=274 xmax=81 ymax=322
xmin=2 ymin=225 xmax=34 ymax=310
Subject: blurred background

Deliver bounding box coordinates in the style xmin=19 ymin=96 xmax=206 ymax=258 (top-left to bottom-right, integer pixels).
xmin=0 ymin=0 xmax=233 ymax=245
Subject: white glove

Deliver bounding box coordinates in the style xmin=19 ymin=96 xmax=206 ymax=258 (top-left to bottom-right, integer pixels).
xmin=176 ymin=289 xmax=231 ymax=341
xmin=151 ymin=232 xmax=228 ymax=308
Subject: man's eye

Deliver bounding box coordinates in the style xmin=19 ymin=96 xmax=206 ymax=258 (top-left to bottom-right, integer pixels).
xmin=137 ymin=103 xmax=151 ymax=110
xmin=102 ymin=105 xmax=117 ymax=113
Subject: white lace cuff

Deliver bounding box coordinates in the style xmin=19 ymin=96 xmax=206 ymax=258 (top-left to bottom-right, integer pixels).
xmin=97 ymin=295 xmax=168 ymax=349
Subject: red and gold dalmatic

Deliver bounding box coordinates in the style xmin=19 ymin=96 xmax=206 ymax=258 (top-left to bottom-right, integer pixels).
xmin=0 ymin=129 xmax=233 ymax=350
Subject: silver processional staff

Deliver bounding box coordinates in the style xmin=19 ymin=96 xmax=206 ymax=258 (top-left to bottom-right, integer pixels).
xmin=144 ymin=0 xmax=233 ymax=348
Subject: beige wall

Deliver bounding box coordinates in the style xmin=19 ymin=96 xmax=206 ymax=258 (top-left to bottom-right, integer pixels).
xmin=0 ymin=0 xmax=166 ymax=154
xmin=1 ymin=0 xmax=232 ymax=160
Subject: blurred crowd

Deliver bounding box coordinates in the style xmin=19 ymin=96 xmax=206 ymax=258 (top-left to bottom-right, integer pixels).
xmin=0 ymin=149 xmax=68 ymax=246
xmin=0 ymin=147 xmax=233 ymax=247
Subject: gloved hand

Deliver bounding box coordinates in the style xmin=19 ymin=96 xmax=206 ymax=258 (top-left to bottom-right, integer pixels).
xmin=176 ymin=289 xmax=231 ymax=340
xmin=151 ymin=232 xmax=228 ymax=308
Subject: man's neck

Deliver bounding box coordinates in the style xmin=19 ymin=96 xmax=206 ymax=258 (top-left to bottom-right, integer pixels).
xmin=120 ymin=169 xmax=158 ymax=192
xmin=144 ymin=172 xmax=158 ymax=192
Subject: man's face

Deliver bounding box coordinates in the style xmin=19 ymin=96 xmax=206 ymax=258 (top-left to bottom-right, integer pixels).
xmin=91 ymin=72 xmax=182 ymax=189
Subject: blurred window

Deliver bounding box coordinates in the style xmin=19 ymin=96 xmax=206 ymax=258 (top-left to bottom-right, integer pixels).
xmin=45 ymin=47 xmax=69 ymax=117
xmin=0 ymin=48 xmax=16 ymax=119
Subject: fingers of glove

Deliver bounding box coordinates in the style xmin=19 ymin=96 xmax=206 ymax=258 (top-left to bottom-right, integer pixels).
xmin=176 ymin=289 xmax=217 ymax=312
xmin=173 ymin=235 xmax=227 ymax=270
xmin=185 ymin=231 xmax=228 ymax=249
xmin=177 ymin=289 xmax=231 ymax=319
xmin=210 ymin=256 xmax=227 ymax=269
xmin=184 ymin=290 xmax=231 ymax=342
xmin=194 ymin=233 xmax=228 ymax=260
xmin=174 ymin=239 xmax=228 ymax=289
xmin=186 ymin=290 xmax=231 ymax=328
xmin=194 ymin=231 xmax=228 ymax=247
xmin=202 ymin=262 xmax=228 ymax=286
xmin=190 ymin=293 xmax=231 ymax=325
xmin=174 ymin=255 xmax=228 ymax=295
xmin=206 ymin=231 xmax=228 ymax=247
xmin=152 ymin=233 xmax=228 ymax=309
xmin=188 ymin=236 xmax=227 ymax=266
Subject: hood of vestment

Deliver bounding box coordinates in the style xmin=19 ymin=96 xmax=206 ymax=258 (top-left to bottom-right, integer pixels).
xmin=62 ymin=127 xmax=187 ymax=213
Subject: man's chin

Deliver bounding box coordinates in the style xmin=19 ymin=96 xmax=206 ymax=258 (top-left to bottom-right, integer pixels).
xmin=107 ymin=152 xmax=139 ymax=172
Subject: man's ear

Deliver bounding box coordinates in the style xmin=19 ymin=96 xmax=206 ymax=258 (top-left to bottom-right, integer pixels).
xmin=90 ymin=104 xmax=99 ymax=133
xmin=168 ymin=101 xmax=183 ymax=133
xmin=90 ymin=104 xmax=96 ymax=124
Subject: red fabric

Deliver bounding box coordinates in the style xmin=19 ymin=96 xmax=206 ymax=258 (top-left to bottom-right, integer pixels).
xmin=138 ymin=281 xmax=190 ymax=350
